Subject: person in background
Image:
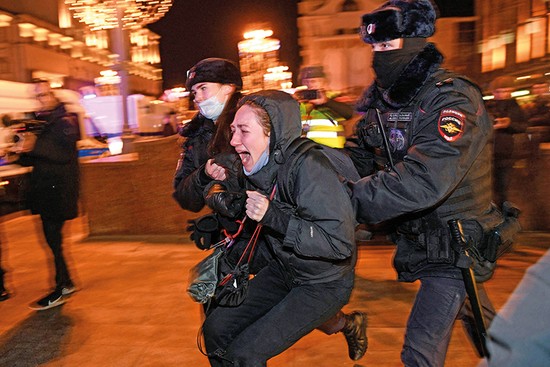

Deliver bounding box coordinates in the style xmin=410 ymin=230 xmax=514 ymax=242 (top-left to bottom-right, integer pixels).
xmin=174 ymin=58 xmax=368 ymax=362
xmin=525 ymin=81 xmax=550 ymax=129
xmin=350 ymin=1 xmax=499 ymax=365
xmin=17 ymin=79 xmax=80 ymax=311
xmin=295 ymin=65 xmax=354 ymax=149
xmin=0 ymin=144 xmax=8 ymax=301
xmin=0 ymin=241 xmax=7 ymax=301
xmin=202 ymin=90 xmax=357 ymax=366
xmin=524 ymin=81 xmax=550 ymax=145
xmin=484 ymin=76 xmax=526 ymax=208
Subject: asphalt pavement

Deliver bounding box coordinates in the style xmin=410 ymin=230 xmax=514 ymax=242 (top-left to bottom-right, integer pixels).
xmin=0 ymin=213 xmax=548 ymax=367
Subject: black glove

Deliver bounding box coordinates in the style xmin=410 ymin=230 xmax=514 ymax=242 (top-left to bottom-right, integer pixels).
xmin=187 ymin=214 xmax=221 ymax=250
xmin=204 ymin=183 xmax=245 ymax=218
xmin=212 ymin=152 xmax=241 ymax=176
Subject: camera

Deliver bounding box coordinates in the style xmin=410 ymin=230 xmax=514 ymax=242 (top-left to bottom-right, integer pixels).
xmin=295 ymin=89 xmax=321 ymax=101
xmin=1 ymin=119 xmax=45 ymax=153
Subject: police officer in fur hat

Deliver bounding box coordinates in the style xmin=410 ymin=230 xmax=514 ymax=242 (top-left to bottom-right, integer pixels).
xmin=349 ymin=0 xmax=502 ymax=365
xmin=173 ymin=57 xmax=244 ymax=207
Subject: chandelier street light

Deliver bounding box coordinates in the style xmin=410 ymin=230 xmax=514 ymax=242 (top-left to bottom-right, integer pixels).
xmin=64 ymin=0 xmax=173 ymax=148
xmin=64 ymin=0 xmax=173 ymax=31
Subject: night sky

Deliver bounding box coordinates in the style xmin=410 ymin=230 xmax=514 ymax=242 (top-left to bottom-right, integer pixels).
xmin=148 ymin=0 xmax=473 ymax=91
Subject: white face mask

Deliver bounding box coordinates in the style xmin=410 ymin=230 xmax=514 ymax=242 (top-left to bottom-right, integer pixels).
xmin=197 ymin=89 xmax=226 ymax=121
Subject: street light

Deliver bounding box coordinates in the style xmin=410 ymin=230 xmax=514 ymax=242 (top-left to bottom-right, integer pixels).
xmin=64 ymin=0 xmax=172 ymax=150
xmin=65 ymin=0 xmax=173 ymax=31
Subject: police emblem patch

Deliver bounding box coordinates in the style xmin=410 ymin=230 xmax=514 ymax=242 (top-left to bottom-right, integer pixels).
xmin=389 ymin=128 xmax=406 ymax=151
xmin=438 ymin=109 xmax=465 ymax=142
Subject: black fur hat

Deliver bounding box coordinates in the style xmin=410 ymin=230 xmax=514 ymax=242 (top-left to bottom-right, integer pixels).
xmin=186 ymin=58 xmax=243 ymax=90
xmin=360 ymin=0 xmax=438 ymax=44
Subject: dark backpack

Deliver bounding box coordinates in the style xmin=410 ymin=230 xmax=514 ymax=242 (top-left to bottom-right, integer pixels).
xmin=276 ymin=138 xmax=360 ymax=205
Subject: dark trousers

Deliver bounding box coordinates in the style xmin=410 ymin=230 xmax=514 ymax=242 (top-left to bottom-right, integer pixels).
xmin=0 ymin=238 xmax=4 ymax=291
xmin=203 ymin=261 xmax=352 ymax=367
xmin=41 ymin=216 xmax=72 ymax=290
xmin=493 ymin=159 xmax=513 ymax=208
xmin=401 ymin=277 xmax=495 ymax=367
xmin=0 ymin=265 xmax=4 ymax=292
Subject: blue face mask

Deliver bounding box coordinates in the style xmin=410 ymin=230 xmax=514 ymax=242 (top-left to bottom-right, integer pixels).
xmin=198 ymin=90 xmax=226 ymax=121
xmin=243 ymin=147 xmax=270 ymax=176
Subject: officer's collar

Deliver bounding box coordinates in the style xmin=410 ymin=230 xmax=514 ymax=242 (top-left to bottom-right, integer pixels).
xmin=357 ymin=43 xmax=444 ymax=110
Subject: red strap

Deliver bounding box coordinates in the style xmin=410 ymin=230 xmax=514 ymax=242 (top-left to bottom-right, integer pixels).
xmin=218 ymin=185 xmax=277 ymax=286
xmin=222 ymin=217 xmax=247 ymax=240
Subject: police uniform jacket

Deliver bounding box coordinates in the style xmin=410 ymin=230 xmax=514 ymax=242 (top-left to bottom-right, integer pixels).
xmin=172 ymin=113 xmax=216 ymax=212
xmin=352 ymin=43 xmax=497 ymax=281
xmin=172 ymin=94 xmax=243 ymax=213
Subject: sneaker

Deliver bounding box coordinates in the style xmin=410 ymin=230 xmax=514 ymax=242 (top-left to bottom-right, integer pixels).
xmin=342 ymin=311 xmax=368 ymax=361
xmin=0 ymin=289 xmax=9 ymax=302
xmin=29 ymin=290 xmax=66 ymax=311
xmin=60 ymin=285 xmax=77 ymax=296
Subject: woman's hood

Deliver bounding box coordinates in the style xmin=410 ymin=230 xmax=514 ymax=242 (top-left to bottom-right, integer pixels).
xmin=238 ymin=90 xmax=302 ymax=164
xmin=237 ymin=90 xmax=302 ymax=189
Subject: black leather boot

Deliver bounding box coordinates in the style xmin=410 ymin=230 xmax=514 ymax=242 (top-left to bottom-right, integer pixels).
xmin=342 ymin=311 xmax=368 ymax=361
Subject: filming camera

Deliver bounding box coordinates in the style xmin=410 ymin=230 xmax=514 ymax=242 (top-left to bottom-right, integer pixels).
xmin=294 ymin=89 xmax=321 ymax=101
xmin=0 ymin=119 xmax=46 ymax=153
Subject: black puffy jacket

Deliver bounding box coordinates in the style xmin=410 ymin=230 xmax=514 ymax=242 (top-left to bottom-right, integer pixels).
xmin=216 ymin=90 xmax=357 ymax=285
xmin=172 ymin=114 xmax=216 ymax=212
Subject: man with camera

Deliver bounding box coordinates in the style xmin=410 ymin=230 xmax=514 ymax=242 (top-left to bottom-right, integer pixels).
xmin=294 ymin=65 xmax=354 ymax=149
xmin=16 ymin=79 xmax=80 ymax=311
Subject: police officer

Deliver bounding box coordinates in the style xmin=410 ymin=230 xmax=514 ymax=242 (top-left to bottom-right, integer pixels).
xmin=350 ymin=1 xmax=500 ymax=365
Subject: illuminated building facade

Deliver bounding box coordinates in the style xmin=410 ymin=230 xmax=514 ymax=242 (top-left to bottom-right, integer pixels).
xmin=297 ymin=0 xmax=478 ymax=97
xmin=0 ymin=0 xmax=163 ymax=96
xmin=297 ymin=0 xmax=382 ymax=96
xmin=476 ymin=0 xmax=550 ymax=89
xmin=238 ymin=29 xmax=283 ymax=92
xmin=297 ymin=0 xmax=549 ymax=96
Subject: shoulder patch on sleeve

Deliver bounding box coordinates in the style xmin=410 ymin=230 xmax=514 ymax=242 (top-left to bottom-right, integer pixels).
xmin=438 ymin=109 xmax=465 ymax=142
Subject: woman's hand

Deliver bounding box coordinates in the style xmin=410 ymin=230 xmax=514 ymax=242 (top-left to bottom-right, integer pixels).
xmin=205 ymin=158 xmax=227 ymax=180
xmin=245 ymin=190 xmax=269 ymax=222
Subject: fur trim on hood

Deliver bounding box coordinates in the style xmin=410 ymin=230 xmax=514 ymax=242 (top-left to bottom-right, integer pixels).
xmin=357 ymin=43 xmax=444 ymax=111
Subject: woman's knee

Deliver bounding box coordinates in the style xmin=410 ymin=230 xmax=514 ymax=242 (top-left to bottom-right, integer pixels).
xmin=227 ymin=348 xmax=265 ymax=367
xmin=202 ymin=314 xmax=226 ymax=353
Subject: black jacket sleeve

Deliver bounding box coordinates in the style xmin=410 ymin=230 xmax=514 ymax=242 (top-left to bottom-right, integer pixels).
xmin=324 ymin=98 xmax=354 ymax=120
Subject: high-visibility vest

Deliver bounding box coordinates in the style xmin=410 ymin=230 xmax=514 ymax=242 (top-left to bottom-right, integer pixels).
xmin=300 ymin=103 xmax=347 ymax=148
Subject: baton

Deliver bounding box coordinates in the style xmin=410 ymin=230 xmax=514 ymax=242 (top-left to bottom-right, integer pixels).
xmin=448 ymin=219 xmax=490 ymax=358
xmin=374 ymin=108 xmax=395 ymax=170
